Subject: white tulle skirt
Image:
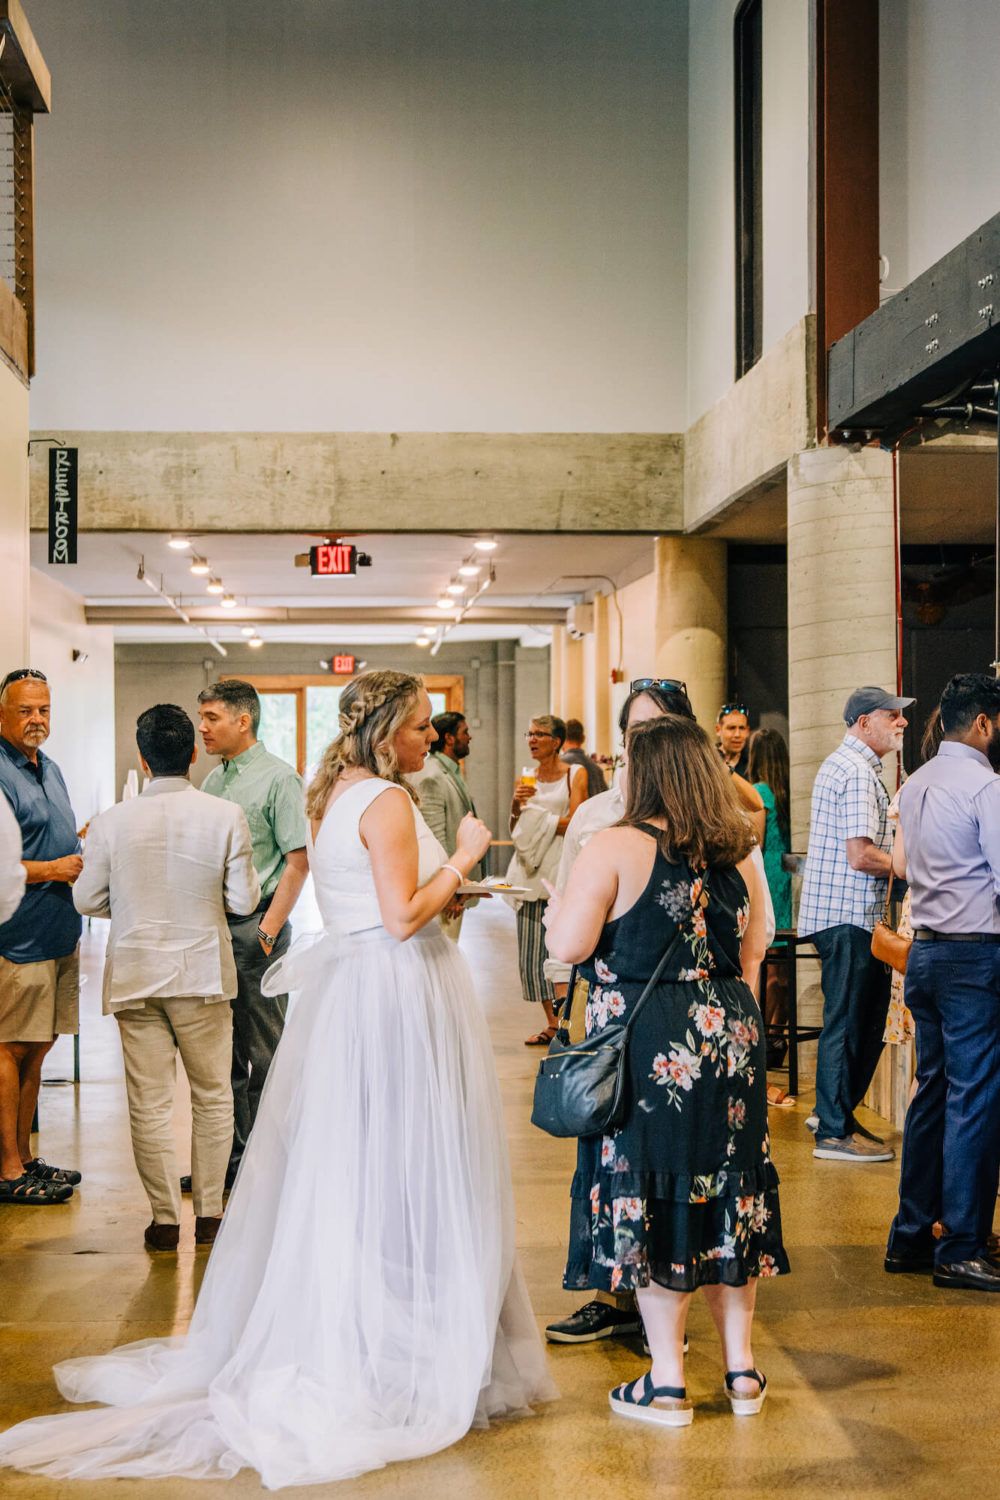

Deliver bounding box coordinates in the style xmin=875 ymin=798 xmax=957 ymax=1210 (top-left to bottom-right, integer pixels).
xmin=0 ymin=923 xmax=556 ymax=1490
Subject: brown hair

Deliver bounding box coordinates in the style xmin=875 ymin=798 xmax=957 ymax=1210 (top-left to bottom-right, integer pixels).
xmin=920 ymin=705 xmax=944 ymax=763
xmin=305 ymin=669 xmax=423 ymax=820
xmin=621 ymin=714 xmax=755 ymax=868
xmin=747 ymin=727 xmax=790 ymax=842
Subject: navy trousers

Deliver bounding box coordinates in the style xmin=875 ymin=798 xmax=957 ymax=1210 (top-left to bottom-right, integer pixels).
xmin=812 ymin=924 xmax=891 ymax=1139
xmin=888 ymin=941 xmax=1000 ymax=1265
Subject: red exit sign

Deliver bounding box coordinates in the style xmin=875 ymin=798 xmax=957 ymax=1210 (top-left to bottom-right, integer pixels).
xmin=310 ymin=543 xmax=357 ymax=576
xmin=332 ymin=654 xmax=356 ymax=675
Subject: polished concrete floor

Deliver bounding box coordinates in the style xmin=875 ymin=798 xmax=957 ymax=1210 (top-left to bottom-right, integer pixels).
xmin=2 ymin=898 xmax=999 ymax=1500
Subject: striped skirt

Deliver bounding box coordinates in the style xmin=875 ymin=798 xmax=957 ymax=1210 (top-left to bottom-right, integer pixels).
xmin=515 ymin=900 xmax=554 ymax=1004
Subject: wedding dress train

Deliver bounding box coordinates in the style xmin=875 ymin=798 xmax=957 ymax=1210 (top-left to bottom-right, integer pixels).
xmin=0 ymin=779 xmax=555 ymax=1489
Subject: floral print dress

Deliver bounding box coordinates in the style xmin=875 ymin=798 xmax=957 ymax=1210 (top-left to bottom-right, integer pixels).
xmin=564 ymin=827 xmax=790 ymax=1294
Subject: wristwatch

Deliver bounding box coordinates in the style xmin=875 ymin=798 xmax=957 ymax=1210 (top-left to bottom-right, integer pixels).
xmin=257 ymin=926 xmax=276 ymax=950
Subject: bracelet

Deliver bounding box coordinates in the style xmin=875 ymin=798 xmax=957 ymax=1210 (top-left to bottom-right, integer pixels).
xmin=257 ymin=926 xmax=276 ymax=948
xmin=442 ymin=863 xmax=464 ymax=886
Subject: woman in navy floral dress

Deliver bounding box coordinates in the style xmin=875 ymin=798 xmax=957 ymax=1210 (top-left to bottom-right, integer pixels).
xmin=544 ymin=715 xmax=789 ymax=1427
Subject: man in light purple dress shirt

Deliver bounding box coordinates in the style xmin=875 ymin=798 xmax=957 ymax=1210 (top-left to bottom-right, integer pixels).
xmin=886 ymin=672 xmax=1000 ymax=1293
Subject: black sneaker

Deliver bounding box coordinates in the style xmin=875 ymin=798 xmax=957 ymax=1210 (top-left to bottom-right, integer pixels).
xmin=545 ymin=1301 xmax=641 ymax=1343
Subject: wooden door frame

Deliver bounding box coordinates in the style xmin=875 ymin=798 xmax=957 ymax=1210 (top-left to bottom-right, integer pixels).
xmin=231 ymin=674 xmax=465 ymax=776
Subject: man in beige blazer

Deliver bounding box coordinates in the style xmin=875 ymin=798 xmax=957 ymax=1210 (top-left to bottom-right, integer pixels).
xmin=408 ymin=711 xmax=482 ymax=941
xmin=74 ymin=705 xmax=259 ymax=1252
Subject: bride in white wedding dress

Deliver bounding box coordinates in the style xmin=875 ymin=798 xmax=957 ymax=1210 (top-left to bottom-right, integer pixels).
xmin=0 ymin=670 xmax=556 ymax=1490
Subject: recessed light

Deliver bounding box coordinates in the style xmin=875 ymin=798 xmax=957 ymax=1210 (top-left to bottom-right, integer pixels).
xmin=247 ymin=636 xmax=264 ymax=649
xmin=446 ymin=582 xmax=466 ymax=596
xmin=458 ymin=563 xmax=481 ymax=577
xmin=167 ymin=535 xmax=192 ymax=551
xmin=415 ymin=637 xmax=430 ymax=648
xmin=189 ymin=557 xmax=210 ymax=576
xmin=220 ymin=594 xmax=237 ymax=610
xmin=436 ymin=596 xmax=453 ymax=609
xmin=241 ymin=625 xmax=256 ymax=637
xmin=473 ymin=538 xmax=497 ymax=552
xmin=206 ymin=578 xmax=224 ymax=595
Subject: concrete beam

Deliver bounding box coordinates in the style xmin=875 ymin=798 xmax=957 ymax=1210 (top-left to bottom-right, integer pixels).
xmin=29 ymin=431 xmax=684 ymax=536
xmin=84 ymin=604 xmax=565 ymax=627
xmin=684 ymin=316 xmax=816 ymax=533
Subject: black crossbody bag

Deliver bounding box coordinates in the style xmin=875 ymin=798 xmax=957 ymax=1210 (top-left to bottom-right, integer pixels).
xmin=530 ymin=906 xmax=698 ymax=1140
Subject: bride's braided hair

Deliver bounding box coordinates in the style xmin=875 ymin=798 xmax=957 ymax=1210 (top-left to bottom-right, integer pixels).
xmin=305 ymin=669 xmax=424 ymax=820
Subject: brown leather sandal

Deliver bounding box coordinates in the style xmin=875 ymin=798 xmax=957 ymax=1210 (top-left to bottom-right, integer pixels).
xmin=524 ymin=1026 xmax=557 ymax=1046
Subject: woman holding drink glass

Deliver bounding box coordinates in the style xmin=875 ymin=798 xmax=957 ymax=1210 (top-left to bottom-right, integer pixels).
xmin=507 ymin=715 xmax=588 ymax=1045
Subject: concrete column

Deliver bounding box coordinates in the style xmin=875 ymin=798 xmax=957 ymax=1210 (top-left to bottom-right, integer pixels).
xmin=0 ymin=366 xmax=30 ymax=667
xmin=786 ymin=446 xmax=897 ymax=848
xmin=550 ymin=625 xmax=565 ymax=717
xmin=562 ymin=631 xmax=585 ymax=724
xmin=495 ymin=640 xmax=517 ymax=837
xmin=652 ymin=535 xmax=727 ymax=733
xmin=583 ymin=592 xmax=612 ymax=757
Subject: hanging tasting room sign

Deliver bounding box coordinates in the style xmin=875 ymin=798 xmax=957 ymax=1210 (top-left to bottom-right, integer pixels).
xmin=48 ymin=447 xmax=78 ymax=564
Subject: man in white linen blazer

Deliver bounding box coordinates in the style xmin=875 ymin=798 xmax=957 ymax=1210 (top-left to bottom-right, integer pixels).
xmin=73 ymin=705 xmax=259 ymax=1252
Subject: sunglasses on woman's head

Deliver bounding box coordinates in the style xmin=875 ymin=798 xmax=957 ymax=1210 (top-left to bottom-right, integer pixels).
xmin=0 ymin=668 xmax=48 ymax=693
xmin=630 ymin=678 xmax=688 ymax=696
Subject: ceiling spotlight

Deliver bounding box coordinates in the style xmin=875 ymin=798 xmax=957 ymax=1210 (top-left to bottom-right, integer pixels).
xmin=206 ymin=578 xmax=224 ymax=595
xmin=458 ymin=563 xmax=481 ymax=577
xmin=415 ymin=637 xmax=430 ymax=648
xmin=446 ymin=582 xmax=466 ymax=596
xmin=247 ymin=636 xmax=264 ymax=649
xmin=473 ymin=538 xmax=497 ymax=552
xmin=240 ymin=625 xmax=256 ymax=637
xmin=436 ymin=595 xmax=453 ymax=610
xmin=220 ymin=594 xmax=237 ymax=610
xmin=167 ymin=535 xmax=192 ymax=551
xmin=189 ymin=556 xmax=210 ymax=576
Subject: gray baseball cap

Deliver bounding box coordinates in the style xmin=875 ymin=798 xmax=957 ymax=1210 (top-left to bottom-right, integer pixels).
xmin=844 ymin=686 xmax=915 ymax=725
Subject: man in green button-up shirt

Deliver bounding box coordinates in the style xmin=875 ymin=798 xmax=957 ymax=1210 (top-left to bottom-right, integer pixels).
xmin=197 ymin=680 xmax=308 ymax=1182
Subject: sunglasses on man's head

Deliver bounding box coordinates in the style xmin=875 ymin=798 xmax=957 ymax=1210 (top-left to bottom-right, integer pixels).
xmin=718 ymin=703 xmax=749 ymax=719
xmin=630 ymin=678 xmax=688 ymax=697
xmin=0 ymin=668 xmax=48 ymax=694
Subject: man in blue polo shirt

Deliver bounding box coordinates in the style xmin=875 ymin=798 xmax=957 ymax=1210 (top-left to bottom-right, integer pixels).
xmin=0 ymin=669 xmax=83 ymax=1205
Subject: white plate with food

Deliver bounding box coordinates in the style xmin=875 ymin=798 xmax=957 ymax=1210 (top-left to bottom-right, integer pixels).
xmin=457 ymin=878 xmax=531 ymax=896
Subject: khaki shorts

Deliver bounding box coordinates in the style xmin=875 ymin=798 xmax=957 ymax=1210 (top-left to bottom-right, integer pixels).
xmin=0 ymin=950 xmax=80 ymax=1043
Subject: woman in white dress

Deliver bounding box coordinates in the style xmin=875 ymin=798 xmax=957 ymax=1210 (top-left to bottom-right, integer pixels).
xmin=0 ymin=670 xmax=555 ymax=1490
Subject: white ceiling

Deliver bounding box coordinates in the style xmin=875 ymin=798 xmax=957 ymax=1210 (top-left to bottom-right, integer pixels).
xmin=30 ymin=530 xmax=657 ymax=647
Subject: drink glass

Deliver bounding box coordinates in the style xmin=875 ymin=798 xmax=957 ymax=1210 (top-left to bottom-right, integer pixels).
xmin=520 ymin=766 xmax=537 ymax=789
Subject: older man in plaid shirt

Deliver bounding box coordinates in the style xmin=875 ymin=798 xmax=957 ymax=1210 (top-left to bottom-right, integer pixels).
xmin=798 ymin=686 xmax=913 ymax=1163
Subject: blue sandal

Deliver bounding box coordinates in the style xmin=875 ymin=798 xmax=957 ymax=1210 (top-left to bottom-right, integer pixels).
xmin=724 ymin=1367 xmax=767 ymax=1416
xmin=609 ymin=1372 xmax=693 ymax=1427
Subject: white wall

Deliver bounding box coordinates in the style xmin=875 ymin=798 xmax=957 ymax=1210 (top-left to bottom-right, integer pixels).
xmin=29 ymin=0 xmax=688 ymax=434
xmin=29 ymin=570 xmax=115 ymax=822
xmin=879 ymin=0 xmax=1000 ymax=292
xmin=686 ymin=0 xmax=811 ymax=424
xmin=0 ymin=362 xmax=30 ymax=667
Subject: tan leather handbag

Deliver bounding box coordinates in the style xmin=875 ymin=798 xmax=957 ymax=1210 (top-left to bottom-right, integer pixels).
xmin=871 ymin=888 xmax=911 ymax=975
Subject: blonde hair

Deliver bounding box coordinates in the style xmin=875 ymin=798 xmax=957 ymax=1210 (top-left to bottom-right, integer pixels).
xmin=305 ymin=670 xmax=423 ymax=820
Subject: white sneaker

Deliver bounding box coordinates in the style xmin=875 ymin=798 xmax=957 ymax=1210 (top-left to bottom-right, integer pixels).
xmin=813 ymin=1133 xmax=895 ymax=1163
xmin=805 ymin=1114 xmax=819 ymax=1133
